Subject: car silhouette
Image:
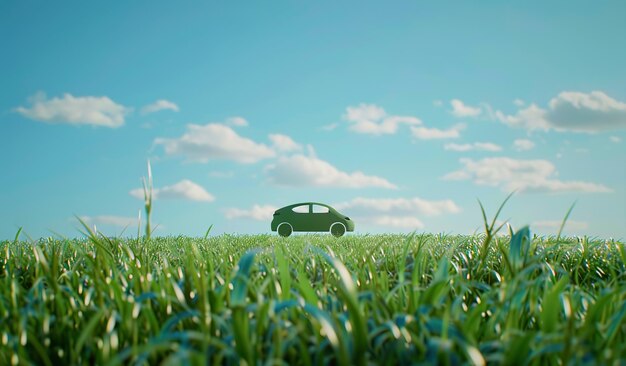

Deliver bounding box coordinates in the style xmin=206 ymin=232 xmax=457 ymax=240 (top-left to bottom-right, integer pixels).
xmin=271 ymin=202 xmax=355 ymax=237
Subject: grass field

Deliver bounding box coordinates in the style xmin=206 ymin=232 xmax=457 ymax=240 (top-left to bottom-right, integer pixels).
xmin=1 ymin=220 xmax=624 ymax=365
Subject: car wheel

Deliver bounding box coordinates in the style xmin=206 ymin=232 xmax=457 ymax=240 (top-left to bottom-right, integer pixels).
xmin=277 ymin=222 xmax=293 ymax=237
xmin=330 ymin=222 xmax=346 ymax=237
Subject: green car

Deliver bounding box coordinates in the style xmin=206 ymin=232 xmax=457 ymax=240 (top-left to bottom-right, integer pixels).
xmin=271 ymin=202 xmax=355 ymax=237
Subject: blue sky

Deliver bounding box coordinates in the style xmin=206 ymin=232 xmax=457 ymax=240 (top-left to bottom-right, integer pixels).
xmin=1 ymin=1 xmax=625 ymax=240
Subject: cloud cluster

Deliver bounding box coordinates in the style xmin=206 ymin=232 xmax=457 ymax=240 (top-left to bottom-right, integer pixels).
xmin=343 ymin=104 xmax=422 ymax=135
xmin=153 ymin=119 xmax=394 ymax=189
xmin=18 ymin=90 xmax=618 ymax=237
xmin=153 ymin=122 xmax=308 ymax=164
xmin=141 ymin=99 xmax=179 ymax=115
xmin=224 ymin=204 xmax=277 ymax=221
xmin=321 ymin=123 xmax=338 ymax=131
xmin=16 ymin=92 xmax=130 ymax=128
xmin=547 ymin=91 xmax=626 ymax=131
xmin=225 ymin=196 xmax=460 ymax=229
xmin=344 ymin=103 xmax=465 ymax=140
xmin=130 ymin=179 xmax=215 ymax=202
xmin=495 ymin=104 xmax=549 ymax=131
xmin=443 ymin=157 xmax=611 ymax=193
xmin=334 ymin=197 xmax=460 ymax=216
xmin=269 ymin=134 xmax=303 ymax=152
xmin=367 ymin=216 xmax=426 ymax=229
xmin=411 ymin=124 xmax=465 ymax=140
xmin=496 ymin=91 xmax=626 ymax=132
xmin=226 ymin=117 xmax=248 ymax=127
xmin=154 ymin=123 xmax=276 ymax=164
xmin=444 ymin=142 xmax=502 ymax=152
xmin=334 ymin=196 xmax=461 ymax=229
xmin=265 ymin=154 xmax=397 ymax=189
xmin=513 ymin=139 xmax=535 ymax=151
xmin=450 ymin=99 xmax=482 ymax=117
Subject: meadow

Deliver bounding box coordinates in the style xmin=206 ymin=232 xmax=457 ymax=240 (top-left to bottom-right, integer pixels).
xmin=1 ymin=216 xmax=624 ymax=365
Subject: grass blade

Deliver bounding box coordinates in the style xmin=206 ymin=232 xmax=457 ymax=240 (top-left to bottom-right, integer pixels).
xmin=556 ymin=201 xmax=576 ymax=242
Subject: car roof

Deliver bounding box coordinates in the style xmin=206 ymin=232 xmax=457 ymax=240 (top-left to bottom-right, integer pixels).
xmin=279 ymin=202 xmax=336 ymax=211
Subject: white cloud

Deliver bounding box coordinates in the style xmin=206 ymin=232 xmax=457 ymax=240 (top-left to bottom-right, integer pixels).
xmin=333 ymin=196 xmax=461 ymax=229
xmin=141 ymin=99 xmax=179 ymax=115
xmin=495 ymin=104 xmax=550 ymax=131
xmin=433 ymin=100 xmax=443 ymax=107
xmin=513 ymin=99 xmax=525 ymax=107
xmin=269 ymin=134 xmax=302 ymax=152
xmin=303 ymin=144 xmax=315 ymax=156
xmin=224 ymin=204 xmax=277 ymax=221
xmin=130 ymin=179 xmax=215 ymax=202
xmin=343 ymin=104 xmax=422 ymax=135
xmin=444 ymin=142 xmax=502 ymax=152
xmin=609 ymin=136 xmax=622 ymax=143
xmin=480 ymin=103 xmax=497 ymax=121
xmin=496 ymin=91 xmax=626 ymax=133
xmin=226 ymin=117 xmax=248 ymax=127
xmin=443 ymin=157 xmax=612 ymax=193
xmin=513 ymin=139 xmax=535 ymax=151
xmin=546 ymin=91 xmax=626 ymax=132
xmin=79 ymin=215 xmax=139 ymax=228
xmin=334 ymin=196 xmax=461 ymax=216
xmin=154 ymin=123 xmax=276 ymax=163
xmin=450 ymin=99 xmax=482 ymax=117
xmin=16 ymin=92 xmax=129 ymax=128
xmin=410 ymin=124 xmax=464 ymax=139
xmin=265 ymin=154 xmax=397 ymax=189
xmin=321 ymin=123 xmax=338 ymax=131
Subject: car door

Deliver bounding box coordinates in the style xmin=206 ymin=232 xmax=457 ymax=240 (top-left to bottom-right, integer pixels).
xmin=289 ymin=204 xmax=310 ymax=231
xmin=310 ymin=204 xmax=333 ymax=231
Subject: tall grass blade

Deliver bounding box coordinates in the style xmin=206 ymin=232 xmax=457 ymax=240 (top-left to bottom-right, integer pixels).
xmin=540 ymin=276 xmax=568 ymax=333
xmin=142 ymin=160 xmax=153 ymax=241
xmin=314 ymin=247 xmax=367 ymax=366
xmin=13 ymin=227 xmax=22 ymax=244
xmin=509 ymin=226 xmax=531 ymax=272
xmin=275 ymin=244 xmax=291 ymax=301
xmin=556 ymin=201 xmax=576 ymax=242
xmin=204 ymin=224 xmax=213 ymax=240
xmin=231 ymin=250 xmax=259 ymax=365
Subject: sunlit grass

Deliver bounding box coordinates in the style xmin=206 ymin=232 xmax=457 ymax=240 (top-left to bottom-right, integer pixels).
xmin=1 ymin=227 xmax=624 ymax=365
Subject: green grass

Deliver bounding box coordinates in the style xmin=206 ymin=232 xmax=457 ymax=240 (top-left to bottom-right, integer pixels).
xmin=1 ymin=228 xmax=624 ymax=365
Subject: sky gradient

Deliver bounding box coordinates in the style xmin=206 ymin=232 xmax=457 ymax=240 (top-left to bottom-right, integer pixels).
xmin=1 ymin=1 xmax=625 ymax=240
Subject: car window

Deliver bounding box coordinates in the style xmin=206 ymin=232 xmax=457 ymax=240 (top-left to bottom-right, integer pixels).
xmin=312 ymin=205 xmax=329 ymax=213
xmin=292 ymin=205 xmax=309 ymax=213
